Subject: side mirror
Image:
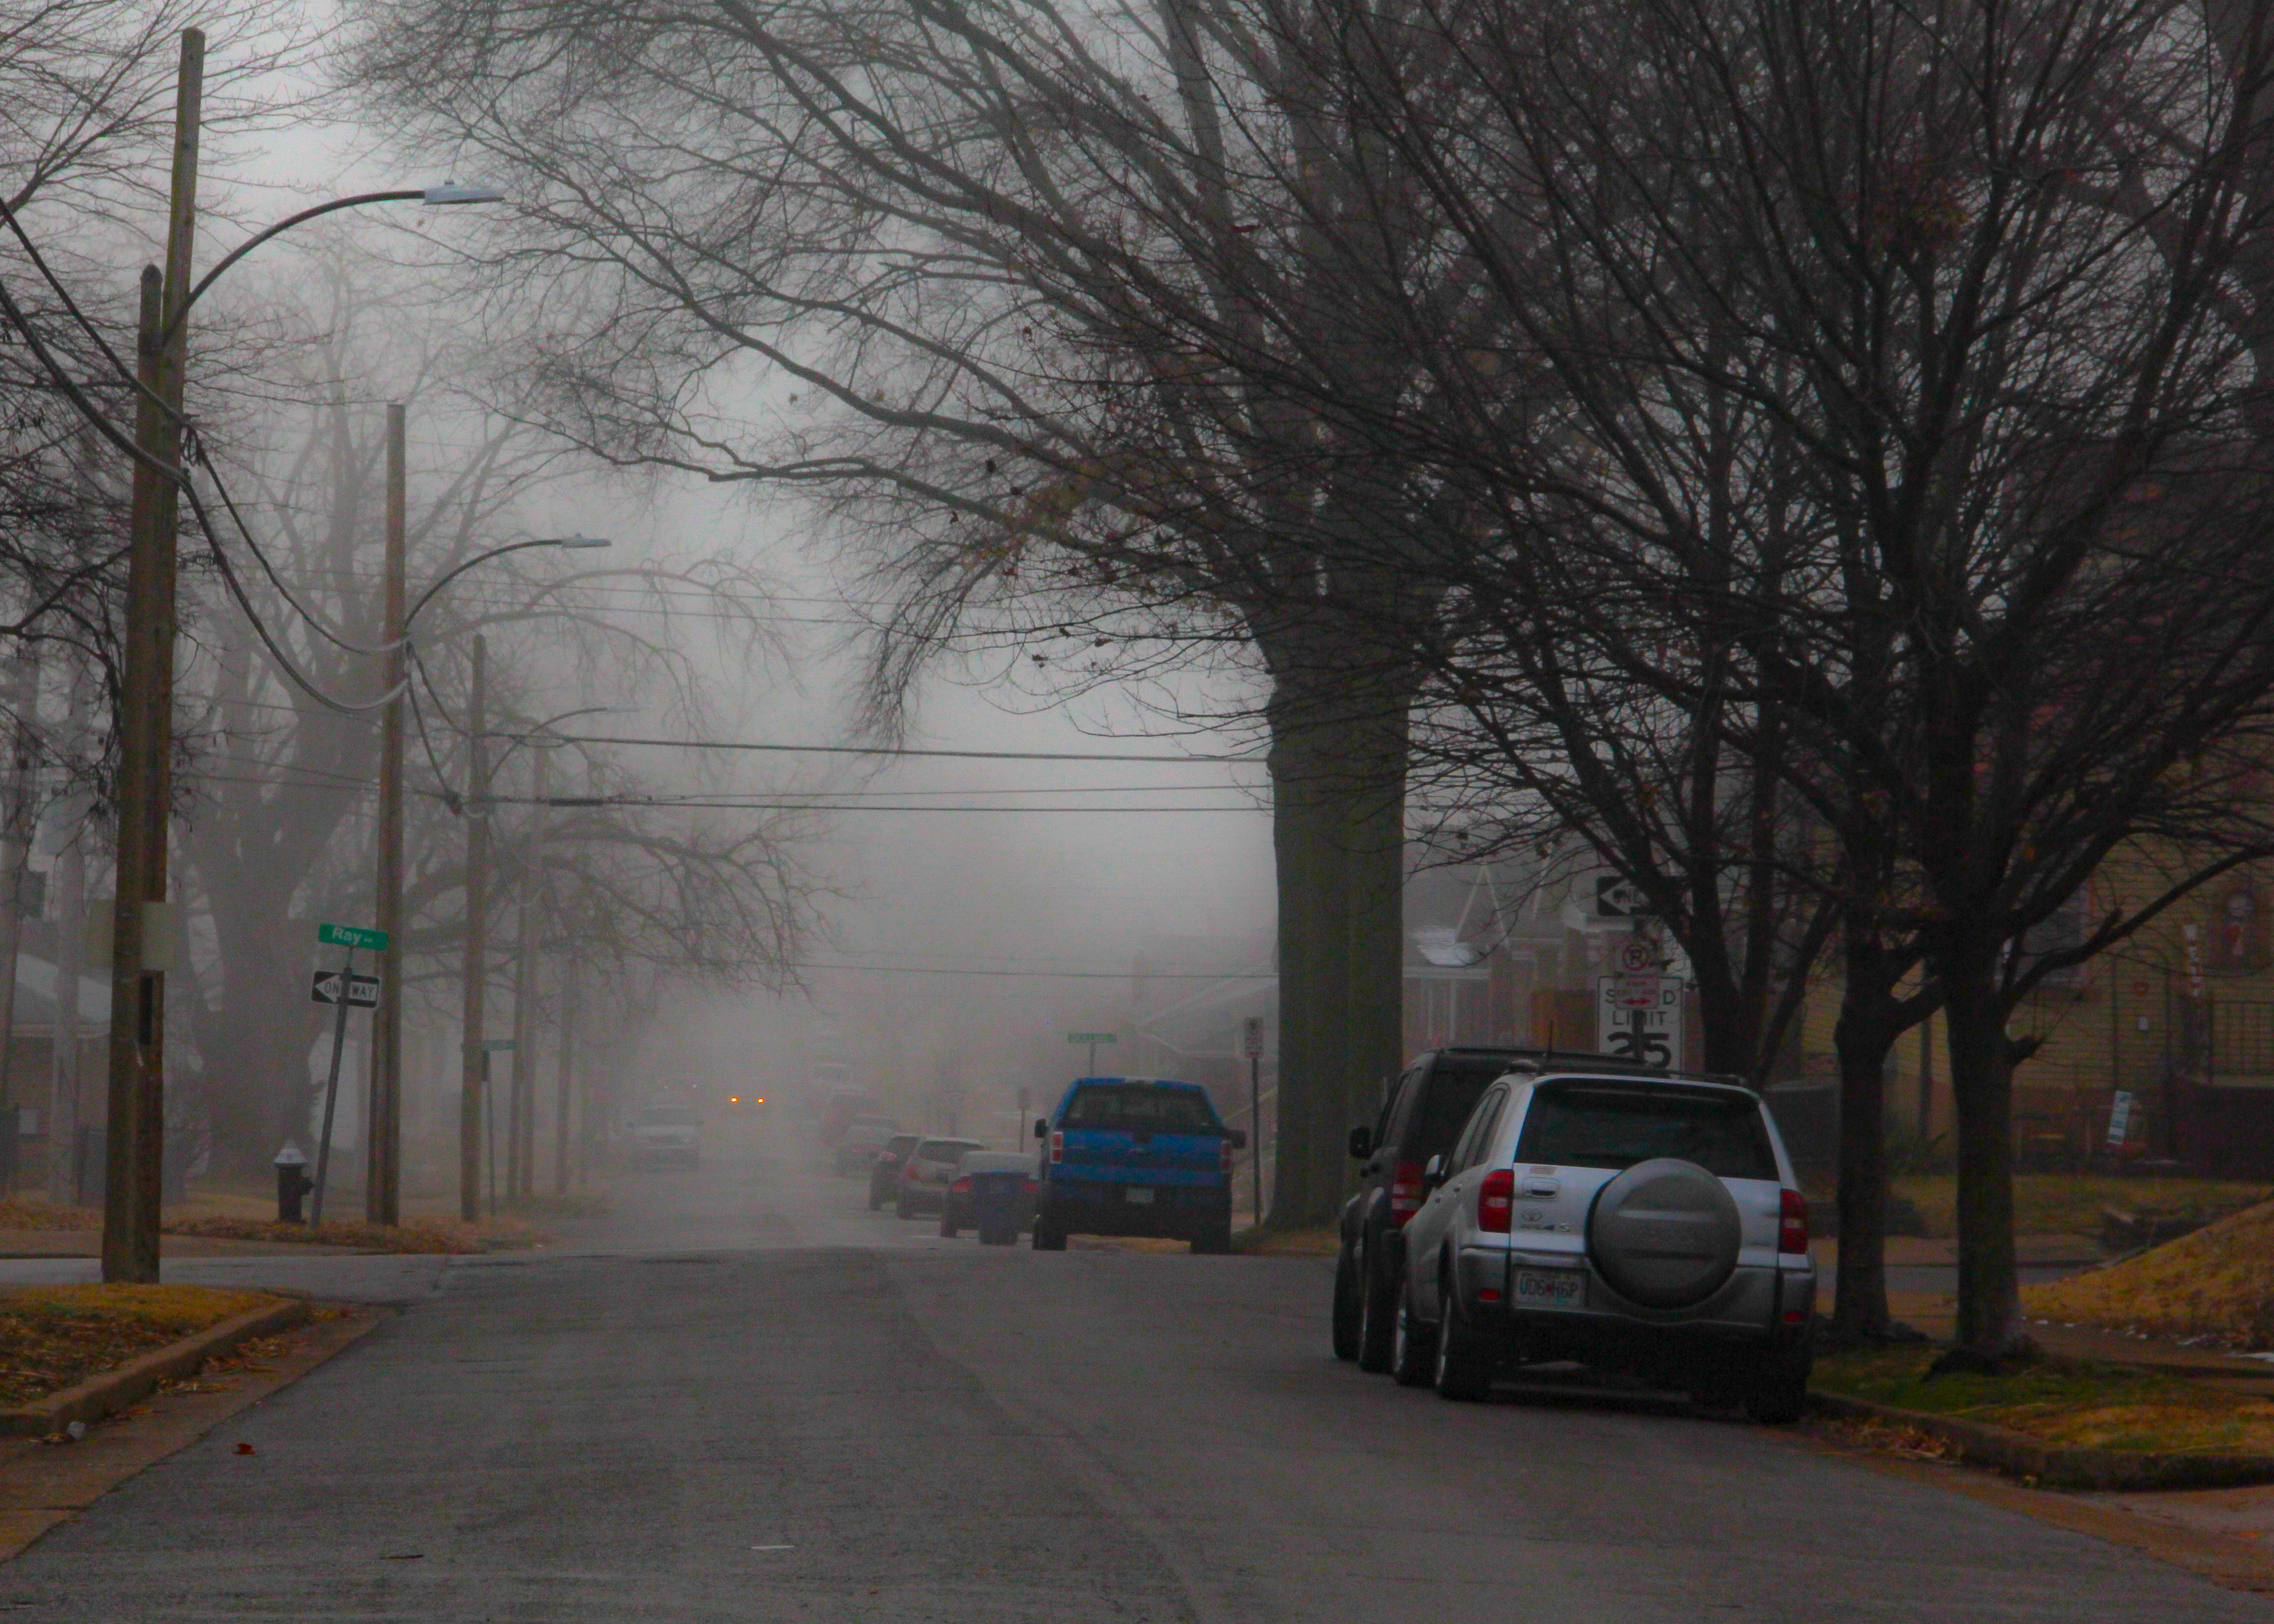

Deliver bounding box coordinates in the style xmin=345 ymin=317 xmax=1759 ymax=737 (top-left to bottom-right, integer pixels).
xmin=1422 ymin=1153 xmax=1447 ymax=1191
xmin=1229 ymin=1128 xmax=1248 ymax=1150
xmin=1346 ymin=1126 xmax=1373 ymax=1161
xmin=1033 ymin=1117 xmax=1048 ymax=1140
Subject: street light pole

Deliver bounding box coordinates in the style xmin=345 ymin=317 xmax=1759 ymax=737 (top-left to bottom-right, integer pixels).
xmin=458 ymin=634 xmax=489 ymax=1221
xmin=102 ymin=30 xmax=201 ymax=1284
xmin=368 ymin=403 xmax=407 ymax=1225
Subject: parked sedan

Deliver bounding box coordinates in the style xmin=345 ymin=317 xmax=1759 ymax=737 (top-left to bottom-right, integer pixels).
xmin=940 ymin=1152 xmax=1039 ymax=1242
xmin=894 ymin=1137 xmax=988 ymax=1218
xmin=867 ymin=1133 xmax=923 ymax=1210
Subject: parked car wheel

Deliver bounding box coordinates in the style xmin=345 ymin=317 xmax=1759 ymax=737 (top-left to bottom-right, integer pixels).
xmin=867 ymin=1189 xmax=884 ymax=1211
xmin=1432 ymin=1261 xmax=1494 ymax=1402
xmin=1331 ymin=1248 xmax=1362 ymax=1361
xmin=1355 ymin=1241 xmax=1397 ymax=1373
xmin=1391 ymin=1286 xmax=1436 ymax=1388
xmin=895 ymin=1193 xmax=917 ymax=1219
xmin=1190 ymin=1215 xmax=1232 ymax=1255
xmin=1032 ymin=1212 xmax=1067 ymax=1251
xmin=939 ymin=1210 xmax=959 ymax=1239
xmin=1743 ymin=1338 xmax=1813 ymax=1425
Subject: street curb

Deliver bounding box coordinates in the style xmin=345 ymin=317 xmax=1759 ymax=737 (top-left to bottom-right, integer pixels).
xmin=1809 ymin=1390 xmax=2274 ymax=1490
xmin=0 ymin=1294 xmax=310 ymax=1437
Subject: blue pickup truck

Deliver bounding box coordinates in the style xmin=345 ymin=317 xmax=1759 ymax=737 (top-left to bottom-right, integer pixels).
xmin=1031 ymin=1077 xmax=1245 ymax=1253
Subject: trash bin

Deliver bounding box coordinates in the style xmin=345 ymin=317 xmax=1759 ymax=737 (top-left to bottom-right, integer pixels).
xmin=972 ymin=1167 xmax=1037 ymax=1245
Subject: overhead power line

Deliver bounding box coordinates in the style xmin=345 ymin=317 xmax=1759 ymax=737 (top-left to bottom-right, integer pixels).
xmin=555 ymin=733 xmax=1263 ymax=763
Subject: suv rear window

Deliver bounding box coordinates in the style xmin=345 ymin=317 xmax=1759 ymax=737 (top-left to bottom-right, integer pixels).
xmin=1410 ymin=1061 xmax=1516 ymax=1157
xmin=1515 ymin=1083 xmax=1776 ymax=1181
xmin=1063 ymin=1085 xmax=1219 ymax=1131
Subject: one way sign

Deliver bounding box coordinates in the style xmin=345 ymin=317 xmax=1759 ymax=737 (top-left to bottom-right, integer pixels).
xmin=310 ymin=970 xmax=381 ymax=1008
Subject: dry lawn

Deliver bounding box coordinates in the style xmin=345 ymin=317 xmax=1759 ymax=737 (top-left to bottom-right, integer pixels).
xmin=1817 ymin=1346 xmax=2274 ymax=1454
xmin=161 ymin=1214 xmax=544 ymax=1254
xmin=1893 ymin=1174 xmax=2269 ymax=1240
xmin=2024 ymin=1198 xmax=2274 ymax=1349
xmin=0 ymin=1284 xmax=278 ymax=1408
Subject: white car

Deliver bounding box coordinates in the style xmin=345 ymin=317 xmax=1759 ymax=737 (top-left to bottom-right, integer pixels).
xmin=628 ymin=1104 xmax=702 ymax=1169
xmin=1388 ymin=1064 xmax=1815 ymax=1421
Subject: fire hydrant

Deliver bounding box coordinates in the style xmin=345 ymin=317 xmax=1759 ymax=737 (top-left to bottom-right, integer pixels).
xmin=273 ymin=1142 xmax=314 ymax=1224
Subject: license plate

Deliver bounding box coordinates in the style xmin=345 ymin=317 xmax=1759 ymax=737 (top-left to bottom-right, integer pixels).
xmin=1126 ymin=1187 xmax=1154 ymax=1205
xmin=1512 ymin=1269 xmax=1586 ymax=1309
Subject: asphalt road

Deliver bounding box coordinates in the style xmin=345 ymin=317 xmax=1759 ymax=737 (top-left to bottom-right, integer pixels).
xmin=4 ymin=1147 xmax=2264 ymax=1622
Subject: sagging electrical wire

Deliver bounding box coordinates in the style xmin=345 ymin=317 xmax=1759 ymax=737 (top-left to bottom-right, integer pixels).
xmin=188 ymin=435 xmax=401 ymax=657
xmin=178 ymin=465 xmax=406 ymax=715
xmin=0 ymin=191 xmax=171 ymax=425
xmin=406 ymin=638 xmax=466 ymax=812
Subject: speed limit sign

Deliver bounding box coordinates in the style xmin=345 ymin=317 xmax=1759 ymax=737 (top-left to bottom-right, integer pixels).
xmin=1595 ymin=975 xmax=1684 ymax=1068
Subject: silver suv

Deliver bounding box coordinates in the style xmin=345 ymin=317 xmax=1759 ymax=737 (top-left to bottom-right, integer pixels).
xmin=1387 ymin=1064 xmax=1815 ymax=1421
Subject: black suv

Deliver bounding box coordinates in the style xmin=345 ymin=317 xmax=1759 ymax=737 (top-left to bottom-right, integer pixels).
xmin=1333 ymin=1047 xmax=1662 ymax=1370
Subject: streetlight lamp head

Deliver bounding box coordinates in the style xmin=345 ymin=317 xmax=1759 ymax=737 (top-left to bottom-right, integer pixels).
xmin=546 ymin=534 xmax=613 ymax=549
xmin=422 ymin=183 xmax=507 ymax=205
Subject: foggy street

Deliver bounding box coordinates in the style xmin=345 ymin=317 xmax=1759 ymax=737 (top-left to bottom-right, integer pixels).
xmin=2 ymin=1148 xmax=2260 ymax=1623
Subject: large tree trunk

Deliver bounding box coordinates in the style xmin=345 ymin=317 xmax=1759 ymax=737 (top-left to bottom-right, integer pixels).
xmin=1830 ymin=940 xmax=1901 ymax=1345
xmin=1262 ymin=661 xmax=1409 ymax=1228
xmin=1939 ymin=954 xmax=2026 ymax=1360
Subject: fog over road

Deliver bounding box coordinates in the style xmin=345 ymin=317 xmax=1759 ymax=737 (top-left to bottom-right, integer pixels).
xmin=4 ymin=1152 xmax=2258 ymax=1622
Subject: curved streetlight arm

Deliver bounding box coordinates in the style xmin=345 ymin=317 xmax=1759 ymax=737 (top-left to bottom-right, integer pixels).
xmin=167 ymin=184 xmax=505 ymax=345
xmin=406 ymin=537 xmax=610 ymax=630
xmin=169 ymin=191 xmax=420 ymax=342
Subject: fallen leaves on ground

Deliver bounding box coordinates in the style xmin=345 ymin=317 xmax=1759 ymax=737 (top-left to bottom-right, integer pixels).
xmin=0 ymin=1200 xmax=101 ymax=1231
xmin=157 ymin=1215 xmax=543 ymax=1254
xmin=1816 ymin=1345 xmax=2274 ymax=1454
xmin=0 ymin=1285 xmax=280 ymax=1408
xmin=2023 ymin=1198 xmax=2274 ymax=1349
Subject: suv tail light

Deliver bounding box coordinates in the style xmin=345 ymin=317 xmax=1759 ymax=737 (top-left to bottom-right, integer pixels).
xmin=1219 ymin=1138 xmax=1235 ymax=1175
xmin=950 ymin=1175 xmax=972 ymax=1194
xmin=1779 ymin=1189 xmax=1809 ymax=1255
xmin=1049 ymin=1131 xmax=1064 ymax=1165
xmin=1478 ymin=1167 xmax=1514 ymax=1233
xmin=902 ymin=1160 xmax=920 ymax=1181
xmin=1389 ymin=1161 xmax=1427 ymax=1224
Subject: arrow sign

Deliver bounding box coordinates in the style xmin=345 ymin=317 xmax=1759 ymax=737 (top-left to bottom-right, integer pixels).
xmin=317 ymin=922 xmax=390 ymax=951
xmin=311 ymin=970 xmax=346 ymax=1006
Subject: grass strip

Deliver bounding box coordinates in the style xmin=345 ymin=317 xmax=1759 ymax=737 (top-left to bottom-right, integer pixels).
xmin=1891 ymin=1175 xmax=2269 ymax=1241
xmin=1816 ymin=1346 xmax=2274 ymax=1455
xmin=0 ymin=1285 xmax=278 ymax=1409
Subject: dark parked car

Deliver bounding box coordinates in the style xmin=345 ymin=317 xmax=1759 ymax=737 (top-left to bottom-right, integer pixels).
xmin=1334 ymin=1047 xmax=1663 ymax=1370
xmin=941 ymin=1151 xmax=1039 ymax=1243
xmin=1032 ymin=1078 xmax=1243 ymax=1253
xmin=867 ymin=1133 xmax=923 ymax=1209
xmin=895 ymin=1137 xmax=988 ymax=1218
xmin=833 ymin=1116 xmax=901 ymax=1178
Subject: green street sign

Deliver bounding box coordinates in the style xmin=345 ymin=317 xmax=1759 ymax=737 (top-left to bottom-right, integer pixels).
xmin=1066 ymin=1031 xmax=1118 ymax=1045
xmin=482 ymin=1038 xmax=517 ymax=1052
xmin=317 ymin=922 xmax=390 ymax=951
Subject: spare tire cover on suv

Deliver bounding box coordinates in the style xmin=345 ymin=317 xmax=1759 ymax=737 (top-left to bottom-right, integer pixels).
xmin=1586 ymin=1158 xmax=1743 ymax=1309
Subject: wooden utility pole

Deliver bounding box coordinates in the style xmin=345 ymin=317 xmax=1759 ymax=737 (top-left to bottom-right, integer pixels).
xmin=103 ymin=30 xmax=200 ymax=1283
xmin=554 ymin=959 xmax=577 ymax=1194
xmin=368 ymin=404 xmax=406 ymax=1224
xmin=0 ymin=654 xmax=40 ymax=1192
xmin=510 ymin=748 xmax=548 ymax=1198
xmin=457 ymin=634 xmax=489 ymax=1221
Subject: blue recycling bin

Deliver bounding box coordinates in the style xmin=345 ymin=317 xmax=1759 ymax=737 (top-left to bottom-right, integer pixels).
xmin=954 ymin=1153 xmax=1038 ymax=1246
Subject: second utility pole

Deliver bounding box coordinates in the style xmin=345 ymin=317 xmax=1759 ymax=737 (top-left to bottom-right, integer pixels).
xmin=368 ymin=402 xmax=406 ymax=1225
xmin=457 ymin=634 xmax=489 ymax=1220
xmin=102 ymin=29 xmax=201 ymax=1284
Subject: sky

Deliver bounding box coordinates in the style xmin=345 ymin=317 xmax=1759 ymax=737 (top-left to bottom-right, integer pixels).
xmin=197 ymin=52 xmax=1285 ymax=1138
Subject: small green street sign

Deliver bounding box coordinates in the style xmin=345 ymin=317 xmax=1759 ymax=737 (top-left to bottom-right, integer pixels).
xmin=1066 ymin=1031 xmax=1118 ymax=1045
xmin=317 ymin=922 xmax=390 ymax=951
xmin=482 ymin=1038 xmax=517 ymax=1052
